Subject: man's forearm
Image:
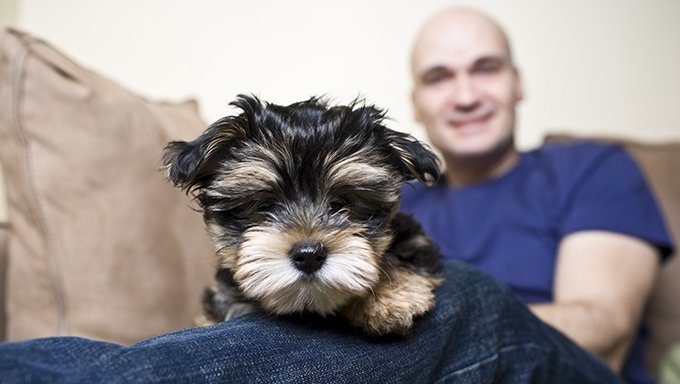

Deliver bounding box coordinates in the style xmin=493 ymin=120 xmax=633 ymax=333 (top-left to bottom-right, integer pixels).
xmin=529 ymin=301 xmax=634 ymax=372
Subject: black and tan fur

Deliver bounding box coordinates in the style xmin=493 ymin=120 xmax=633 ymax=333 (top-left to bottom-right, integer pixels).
xmin=162 ymin=95 xmax=443 ymax=336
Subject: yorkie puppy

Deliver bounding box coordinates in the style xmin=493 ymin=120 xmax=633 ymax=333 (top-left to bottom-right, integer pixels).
xmin=162 ymin=95 xmax=443 ymax=336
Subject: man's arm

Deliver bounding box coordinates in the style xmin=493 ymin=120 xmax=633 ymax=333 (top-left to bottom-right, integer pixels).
xmin=529 ymin=230 xmax=659 ymax=372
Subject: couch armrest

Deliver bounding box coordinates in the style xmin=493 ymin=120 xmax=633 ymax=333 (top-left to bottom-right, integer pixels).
xmin=0 ymin=222 xmax=8 ymax=341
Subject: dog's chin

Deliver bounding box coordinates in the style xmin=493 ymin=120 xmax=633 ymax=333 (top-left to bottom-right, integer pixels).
xmin=252 ymin=274 xmax=364 ymax=316
xmin=232 ymin=225 xmax=383 ymax=316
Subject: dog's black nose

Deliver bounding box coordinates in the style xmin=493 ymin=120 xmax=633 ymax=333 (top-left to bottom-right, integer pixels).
xmin=289 ymin=242 xmax=327 ymax=274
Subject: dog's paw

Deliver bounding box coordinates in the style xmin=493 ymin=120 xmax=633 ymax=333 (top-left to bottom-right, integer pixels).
xmin=341 ymin=268 xmax=442 ymax=336
xmin=202 ymin=285 xmax=259 ymax=323
xmin=222 ymin=302 xmax=259 ymax=321
xmin=389 ymin=213 xmax=443 ymax=276
xmin=194 ymin=314 xmax=219 ymax=327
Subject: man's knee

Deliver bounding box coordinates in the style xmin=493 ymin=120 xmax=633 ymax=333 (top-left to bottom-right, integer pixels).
xmin=439 ymin=259 xmax=517 ymax=303
xmin=424 ymin=259 xmax=527 ymax=333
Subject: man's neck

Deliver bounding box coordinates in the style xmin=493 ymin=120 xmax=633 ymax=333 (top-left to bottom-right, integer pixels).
xmin=444 ymin=148 xmax=519 ymax=187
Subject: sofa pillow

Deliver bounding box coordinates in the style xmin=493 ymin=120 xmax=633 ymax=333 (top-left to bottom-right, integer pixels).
xmin=1 ymin=169 xmax=7 ymax=223
xmin=0 ymin=29 xmax=214 ymax=344
xmin=0 ymin=222 xmax=8 ymax=341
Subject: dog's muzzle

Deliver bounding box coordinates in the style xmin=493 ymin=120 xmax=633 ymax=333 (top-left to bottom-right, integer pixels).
xmin=289 ymin=241 xmax=327 ymax=274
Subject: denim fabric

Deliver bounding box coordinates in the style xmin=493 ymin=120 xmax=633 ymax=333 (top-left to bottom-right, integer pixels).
xmin=0 ymin=260 xmax=621 ymax=383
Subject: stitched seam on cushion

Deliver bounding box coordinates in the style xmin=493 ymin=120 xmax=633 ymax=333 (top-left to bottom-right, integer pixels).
xmin=433 ymin=342 xmax=614 ymax=384
xmin=10 ymin=39 xmax=69 ymax=335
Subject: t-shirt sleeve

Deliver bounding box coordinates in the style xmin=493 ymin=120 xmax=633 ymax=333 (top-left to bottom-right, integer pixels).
xmin=558 ymin=144 xmax=674 ymax=260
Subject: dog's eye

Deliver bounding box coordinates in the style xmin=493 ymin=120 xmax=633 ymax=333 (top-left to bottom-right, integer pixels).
xmin=211 ymin=210 xmax=237 ymax=226
xmin=255 ymin=200 xmax=276 ymax=212
xmin=329 ymin=196 xmax=351 ymax=213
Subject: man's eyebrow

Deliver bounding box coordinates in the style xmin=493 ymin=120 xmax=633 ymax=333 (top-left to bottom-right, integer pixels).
xmin=472 ymin=55 xmax=509 ymax=67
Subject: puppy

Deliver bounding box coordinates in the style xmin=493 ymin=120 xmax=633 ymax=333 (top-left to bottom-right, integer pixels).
xmin=162 ymin=95 xmax=443 ymax=336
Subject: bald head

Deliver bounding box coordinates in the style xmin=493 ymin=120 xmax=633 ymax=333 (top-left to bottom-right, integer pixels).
xmin=409 ymin=7 xmax=523 ymax=183
xmin=411 ymin=7 xmax=514 ymax=79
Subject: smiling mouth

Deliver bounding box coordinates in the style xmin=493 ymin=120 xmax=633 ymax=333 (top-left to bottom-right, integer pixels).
xmin=448 ymin=112 xmax=493 ymax=130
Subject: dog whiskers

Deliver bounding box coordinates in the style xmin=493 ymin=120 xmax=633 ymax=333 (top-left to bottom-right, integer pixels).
xmin=376 ymin=264 xmax=393 ymax=286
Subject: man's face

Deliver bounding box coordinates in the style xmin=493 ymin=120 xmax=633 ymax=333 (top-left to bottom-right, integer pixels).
xmin=411 ymin=14 xmax=523 ymax=162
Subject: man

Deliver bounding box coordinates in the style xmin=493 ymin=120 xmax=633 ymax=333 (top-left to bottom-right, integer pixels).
xmin=401 ymin=7 xmax=674 ymax=383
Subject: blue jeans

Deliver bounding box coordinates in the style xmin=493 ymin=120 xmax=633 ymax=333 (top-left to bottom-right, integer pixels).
xmin=0 ymin=260 xmax=620 ymax=383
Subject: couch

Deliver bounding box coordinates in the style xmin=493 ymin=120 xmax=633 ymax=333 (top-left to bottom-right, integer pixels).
xmin=0 ymin=29 xmax=678 ymax=377
xmin=0 ymin=28 xmax=214 ymax=345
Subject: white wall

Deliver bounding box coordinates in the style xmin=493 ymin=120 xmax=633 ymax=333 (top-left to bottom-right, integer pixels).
xmin=2 ymin=0 xmax=678 ymax=224
xmin=8 ymin=0 xmax=680 ymax=147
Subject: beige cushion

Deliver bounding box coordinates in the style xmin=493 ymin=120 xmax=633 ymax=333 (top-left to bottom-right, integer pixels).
xmin=659 ymin=342 xmax=680 ymax=384
xmin=546 ymin=134 xmax=680 ymax=374
xmin=0 ymin=222 xmax=8 ymax=341
xmin=0 ymin=29 xmax=214 ymax=343
xmin=0 ymin=168 xmax=7 ymax=223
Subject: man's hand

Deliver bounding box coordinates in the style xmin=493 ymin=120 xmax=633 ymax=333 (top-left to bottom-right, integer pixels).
xmin=529 ymin=230 xmax=659 ymax=372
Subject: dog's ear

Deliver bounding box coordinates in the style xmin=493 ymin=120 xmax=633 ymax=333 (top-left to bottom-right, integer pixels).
xmin=162 ymin=114 xmax=256 ymax=193
xmin=382 ymin=127 xmax=441 ymax=186
xmin=162 ymin=118 xmax=241 ymax=192
xmin=162 ymin=94 xmax=265 ymax=192
xmin=354 ymin=105 xmax=440 ymax=186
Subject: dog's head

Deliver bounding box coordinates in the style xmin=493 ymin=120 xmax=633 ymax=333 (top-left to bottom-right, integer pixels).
xmin=162 ymin=95 xmax=440 ymax=315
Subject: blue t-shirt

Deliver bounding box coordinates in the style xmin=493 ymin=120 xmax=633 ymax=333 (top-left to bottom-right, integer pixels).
xmin=399 ymin=141 xmax=674 ymax=384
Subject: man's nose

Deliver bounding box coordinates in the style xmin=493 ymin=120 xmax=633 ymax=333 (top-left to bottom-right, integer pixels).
xmin=450 ymin=75 xmax=480 ymax=110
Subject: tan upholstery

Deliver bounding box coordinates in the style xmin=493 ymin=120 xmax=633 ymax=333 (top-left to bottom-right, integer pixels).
xmin=0 ymin=223 xmax=8 ymax=341
xmin=0 ymin=167 xmax=7 ymax=223
xmin=546 ymin=134 xmax=680 ymax=374
xmin=0 ymin=29 xmax=214 ymax=344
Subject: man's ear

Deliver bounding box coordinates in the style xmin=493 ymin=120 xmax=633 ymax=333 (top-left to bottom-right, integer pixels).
xmin=411 ymin=88 xmax=423 ymax=123
xmin=513 ymin=67 xmax=525 ymax=102
xmin=162 ymin=116 xmax=243 ymax=192
xmin=382 ymin=127 xmax=441 ymax=186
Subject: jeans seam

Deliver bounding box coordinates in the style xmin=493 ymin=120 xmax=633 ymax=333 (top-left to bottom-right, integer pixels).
xmin=433 ymin=351 xmax=502 ymax=383
xmin=433 ymin=342 xmax=614 ymax=384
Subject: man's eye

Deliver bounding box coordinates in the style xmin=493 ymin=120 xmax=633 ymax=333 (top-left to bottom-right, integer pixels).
xmin=422 ymin=72 xmax=449 ymax=85
xmin=479 ymin=66 xmax=497 ymax=73
xmin=475 ymin=62 xmax=502 ymax=75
